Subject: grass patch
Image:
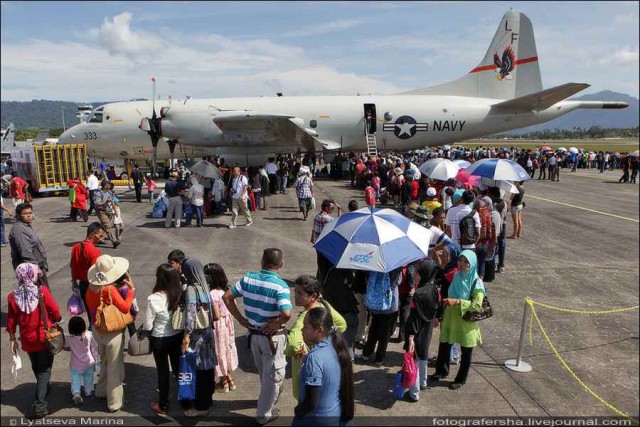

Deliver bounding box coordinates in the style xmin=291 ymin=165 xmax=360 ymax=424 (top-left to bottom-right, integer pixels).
xmin=456 ymin=139 xmax=639 ymax=153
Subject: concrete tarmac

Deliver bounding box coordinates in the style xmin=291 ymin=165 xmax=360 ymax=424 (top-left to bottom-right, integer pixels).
xmin=1 ymin=167 xmax=638 ymax=425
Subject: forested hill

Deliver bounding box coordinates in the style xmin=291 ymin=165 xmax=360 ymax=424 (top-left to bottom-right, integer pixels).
xmin=1 ymin=91 xmax=638 ymax=131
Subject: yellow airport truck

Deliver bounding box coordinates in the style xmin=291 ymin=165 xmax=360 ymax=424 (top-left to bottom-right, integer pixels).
xmin=11 ymin=142 xmax=88 ymax=194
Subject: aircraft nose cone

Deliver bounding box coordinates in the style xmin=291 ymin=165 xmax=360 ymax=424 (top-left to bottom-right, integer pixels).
xmin=58 ymin=126 xmax=81 ymax=143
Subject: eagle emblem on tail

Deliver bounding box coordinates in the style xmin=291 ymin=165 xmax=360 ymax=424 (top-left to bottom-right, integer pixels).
xmin=493 ymin=46 xmax=515 ymax=80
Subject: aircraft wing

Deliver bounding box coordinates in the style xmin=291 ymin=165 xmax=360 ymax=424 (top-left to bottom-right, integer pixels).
xmin=212 ymin=112 xmax=325 ymax=152
xmin=491 ymin=83 xmax=590 ymax=113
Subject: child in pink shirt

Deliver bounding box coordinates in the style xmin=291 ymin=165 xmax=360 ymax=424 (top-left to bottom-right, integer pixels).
xmin=145 ymin=174 xmax=157 ymax=203
xmin=65 ymin=316 xmax=99 ymax=405
xmin=364 ymin=180 xmax=376 ymax=207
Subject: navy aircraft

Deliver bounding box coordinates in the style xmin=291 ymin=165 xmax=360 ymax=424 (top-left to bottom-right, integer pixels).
xmin=58 ymin=11 xmax=627 ymax=170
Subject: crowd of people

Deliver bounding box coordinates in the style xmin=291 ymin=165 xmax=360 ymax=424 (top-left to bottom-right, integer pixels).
xmin=3 ymin=143 xmax=637 ymax=424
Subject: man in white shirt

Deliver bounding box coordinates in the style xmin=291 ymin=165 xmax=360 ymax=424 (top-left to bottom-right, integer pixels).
xmin=265 ymin=158 xmax=278 ymax=195
xmin=444 ymin=190 xmax=480 ymax=251
xmin=229 ymin=167 xmax=252 ymax=229
xmin=85 ymin=171 xmax=100 ymax=216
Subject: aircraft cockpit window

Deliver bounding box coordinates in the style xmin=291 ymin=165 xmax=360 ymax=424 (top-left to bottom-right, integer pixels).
xmin=88 ymin=113 xmax=103 ymax=123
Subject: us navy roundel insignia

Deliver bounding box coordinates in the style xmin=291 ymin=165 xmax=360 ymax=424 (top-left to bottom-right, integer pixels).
xmin=383 ymin=115 xmax=427 ymax=139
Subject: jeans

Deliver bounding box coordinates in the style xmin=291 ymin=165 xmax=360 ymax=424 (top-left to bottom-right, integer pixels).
xmin=148 ymin=190 xmax=154 ymax=202
xmin=28 ymin=350 xmax=54 ymax=415
xmin=1 ymin=210 xmax=5 ymax=244
xmin=496 ymin=237 xmax=506 ymax=269
xmin=87 ymin=190 xmax=97 ymax=215
xmin=475 ymin=245 xmax=487 ymax=279
xmin=151 ymin=333 xmax=184 ymax=411
xmin=408 ymin=359 xmax=429 ymax=400
xmin=189 ymin=204 xmax=203 ymax=226
xmin=363 ymin=312 xmax=396 ymax=363
xmin=71 ymin=366 xmax=96 ymax=395
xmin=280 ymin=176 xmax=288 ymax=193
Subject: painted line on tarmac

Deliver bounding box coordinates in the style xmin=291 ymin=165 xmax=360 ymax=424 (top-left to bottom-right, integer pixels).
xmin=527 ymin=195 xmax=639 ymax=223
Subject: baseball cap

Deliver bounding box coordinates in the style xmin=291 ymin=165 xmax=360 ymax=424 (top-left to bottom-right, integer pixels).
xmin=452 ymin=189 xmax=465 ymax=204
xmin=426 ymin=187 xmax=437 ymax=197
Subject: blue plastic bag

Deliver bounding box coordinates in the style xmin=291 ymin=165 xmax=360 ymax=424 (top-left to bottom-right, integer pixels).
xmin=177 ymin=351 xmax=197 ymax=401
xmin=392 ymin=370 xmax=405 ymax=399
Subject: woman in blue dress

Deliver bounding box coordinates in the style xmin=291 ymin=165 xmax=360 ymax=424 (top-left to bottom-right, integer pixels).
xmin=293 ymin=306 xmax=355 ymax=426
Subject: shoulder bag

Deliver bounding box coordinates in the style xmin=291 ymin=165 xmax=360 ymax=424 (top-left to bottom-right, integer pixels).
xmin=461 ymin=278 xmax=493 ymax=322
xmin=93 ymin=287 xmax=134 ymax=333
xmin=127 ymin=324 xmax=152 ymax=356
xmin=171 ymin=283 xmax=211 ymax=330
xmin=38 ymin=288 xmax=65 ymax=355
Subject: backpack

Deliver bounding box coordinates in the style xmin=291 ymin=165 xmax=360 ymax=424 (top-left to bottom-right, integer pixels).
xmin=459 ymin=209 xmax=478 ymax=245
xmin=365 ymin=271 xmax=394 ymax=311
xmin=477 ymin=205 xmax=495 ymax=242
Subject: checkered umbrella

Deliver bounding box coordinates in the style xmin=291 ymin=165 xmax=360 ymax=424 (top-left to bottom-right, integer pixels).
xmin=314 ymin=207 xmax=432 ymax=272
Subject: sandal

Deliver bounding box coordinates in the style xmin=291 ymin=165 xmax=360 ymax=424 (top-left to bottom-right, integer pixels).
xmin=228 ymin=378 xmax=236 ymax=391
xmin=217 ymin=379 xmax=229 ymax=393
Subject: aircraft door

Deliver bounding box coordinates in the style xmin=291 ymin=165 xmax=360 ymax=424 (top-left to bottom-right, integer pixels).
xmin=364 ymin=103 xmax=376 ymax=134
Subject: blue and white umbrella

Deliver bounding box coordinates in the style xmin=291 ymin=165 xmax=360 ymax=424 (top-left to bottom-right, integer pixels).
xmin=314 ymin=207 xmax=432 ymax=272
xmin=452 ymin=159 xmax=471 ymax=169
xmin=466 ymin=158 xmax=531 ymax=182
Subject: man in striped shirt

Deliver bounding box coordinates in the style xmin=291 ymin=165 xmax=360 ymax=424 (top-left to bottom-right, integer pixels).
xmin=223 ymin=248 xmax=292 ymax=425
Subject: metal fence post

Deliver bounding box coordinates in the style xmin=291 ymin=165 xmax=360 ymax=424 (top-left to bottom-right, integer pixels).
xmin=504 ymin=299 xmax=533 ymax=372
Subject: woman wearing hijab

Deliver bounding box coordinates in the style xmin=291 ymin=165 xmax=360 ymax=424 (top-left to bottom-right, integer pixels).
xmin=429 ymin=250 xmax=485 ymax=390
xmin=7 ymin=263 xmax=62 ymax=418
xmin=85 ymin=255 xmax=136 ymax=413
xmin=180 ymin=257 xmax=219 ymax=418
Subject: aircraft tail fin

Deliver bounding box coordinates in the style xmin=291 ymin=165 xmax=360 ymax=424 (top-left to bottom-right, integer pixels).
xmin=399 ymin=11 xmax=542 ymax=99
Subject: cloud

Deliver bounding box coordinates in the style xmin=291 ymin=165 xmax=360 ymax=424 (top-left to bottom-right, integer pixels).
xmin=282 ymin=19 xmax=363 ymax=38
xmin=610 ymin=47 xmax=639 ymax=65
xmin=614 ymin=13 xmax=639 ymax=24
xmin=98 ymin=12 xmax=168 ymax=61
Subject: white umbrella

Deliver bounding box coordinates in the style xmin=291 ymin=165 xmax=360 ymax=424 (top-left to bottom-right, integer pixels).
xmin=419 ymin=158 xmax=460 ymax=181
xmin=630 ymin=150 xmax=639 ymax=157
xmin=466 ymin=158 xmax=531 ymax=182
xmin=557 ymin=147 xmax=567 ymax=152
xmin=452 ymin=159 xmax=471 ymax=169
xmin=480 ymin=177 xmax=519 ymax=194
xmin=314 ymin=207 xmax=432 ymax=272
xmin=189 ymin=160 xmax=222 ymax=179
xmin=569 ymin=147 xmax=579 ymax=154
xmin=408 ymin=162 xmax=421 ymax=180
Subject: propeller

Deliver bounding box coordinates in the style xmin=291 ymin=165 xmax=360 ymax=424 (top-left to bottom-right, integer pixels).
xmin=139 ymin=77 xmax=162 ymax=178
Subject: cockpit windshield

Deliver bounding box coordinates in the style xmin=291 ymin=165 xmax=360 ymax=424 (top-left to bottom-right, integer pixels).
xmin=88 ymin=106 xmax=104 ymax=123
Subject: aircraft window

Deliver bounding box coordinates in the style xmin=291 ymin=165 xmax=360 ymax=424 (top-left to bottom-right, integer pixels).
xmin=88 ymin=112 xmax=103 ymax=123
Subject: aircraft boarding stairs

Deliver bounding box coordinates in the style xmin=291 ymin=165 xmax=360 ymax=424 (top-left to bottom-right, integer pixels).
xmin=366 ymin=132 xmax=378 ymax=157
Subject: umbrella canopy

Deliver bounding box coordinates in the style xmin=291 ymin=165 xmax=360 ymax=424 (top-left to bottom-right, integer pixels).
xmin=452 ymin=159 xmax=471 ymax=169
xmin=314 ymin=207 xmax=432 ymax=272
xmin=557 ymin=147 xmax=567 ymax=152
xmin=539 ymin=145 xmax=553 ymax=152
xmin=480 ymin=177 xmax=519 ymax=194
xmin=189 ymin=160 xmax=222 ymax=179
xmin=466 ymin=158 xmax=531 ymax=182
xmin=419 ymin=158 xmax=460 ymax=181
xmin=630 ymin=150 xmax=639 ymax=157
xmin=569 ymin=147 xmax=579 ymax=154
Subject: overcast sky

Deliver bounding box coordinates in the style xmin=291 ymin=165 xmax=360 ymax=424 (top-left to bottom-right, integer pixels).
xmin=1 ymin=1 xmax=638 ymax=102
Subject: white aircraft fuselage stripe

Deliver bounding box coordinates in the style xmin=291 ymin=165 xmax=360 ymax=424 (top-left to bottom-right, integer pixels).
xmin=527 ymin=194 xmax=639 ymax=223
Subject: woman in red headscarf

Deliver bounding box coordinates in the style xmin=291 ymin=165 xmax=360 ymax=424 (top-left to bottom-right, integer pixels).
xmin=68 ymin=177 xmax=89 ymax=222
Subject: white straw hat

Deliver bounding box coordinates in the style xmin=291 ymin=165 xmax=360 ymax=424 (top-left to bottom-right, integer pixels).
xmin=87 ymin=255 xmax=130 ymax=286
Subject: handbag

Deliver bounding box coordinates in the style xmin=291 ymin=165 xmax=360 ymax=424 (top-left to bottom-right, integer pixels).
xmin=38 ymin=288 xmax=65 ymax=355
xmin=461 ymin=278 xmax=493 ymax=322
xmin=172 ymin=283 xmax=211 ymax=331
xmin=127 ymin=324 xmax=152 ymax=356
xmin=93 ymin=287 xmax=134 ymax=333
xmin=177 ymin=351 xmax=198 ymax=401
xmin=401 ymin=351 xmax=417 ymax=389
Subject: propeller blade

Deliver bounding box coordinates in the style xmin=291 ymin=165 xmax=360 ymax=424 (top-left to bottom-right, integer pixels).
xmin=151 ymin=76 xmax=157 ymax=118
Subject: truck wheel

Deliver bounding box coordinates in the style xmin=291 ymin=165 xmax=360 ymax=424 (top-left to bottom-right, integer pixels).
xmin=120 ymin=172 xmax=129 ymax=180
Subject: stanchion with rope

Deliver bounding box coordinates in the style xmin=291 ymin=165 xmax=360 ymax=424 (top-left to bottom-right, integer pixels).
xmin=503 ymin=297 xmax=639 ymax=422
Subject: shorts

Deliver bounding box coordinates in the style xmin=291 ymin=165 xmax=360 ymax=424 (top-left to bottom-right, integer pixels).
xmin=298 ymin=198 xmax=311 ymax=211
xmin=510 ymin=205 xmax=523 ymax=214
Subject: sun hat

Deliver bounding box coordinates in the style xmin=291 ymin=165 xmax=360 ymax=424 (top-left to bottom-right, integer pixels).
xmin=169 ymin=171 xmax=179 ymax=178
xmin=426 ymin=187 xmax=437 ymax=197
xmin=413 ymin=206 xmax=433 ymax=221
xmin=88 ymin=255 xmax=130 ymax=286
